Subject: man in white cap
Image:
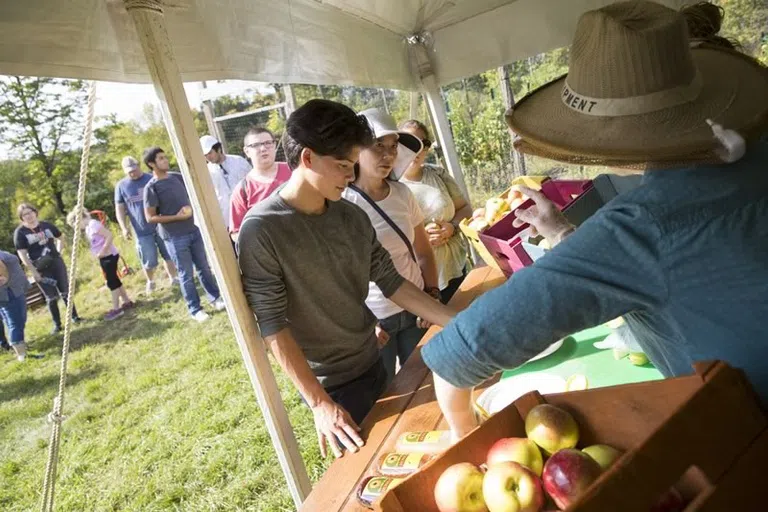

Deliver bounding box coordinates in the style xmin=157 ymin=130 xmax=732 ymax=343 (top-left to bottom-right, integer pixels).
xmin=422 ymin=0 xmax=768 ymax=440
xmin=200 ymin=135 xmax=251 ymax=230
xmin=115 ymin=155 xmax=178 ymax=294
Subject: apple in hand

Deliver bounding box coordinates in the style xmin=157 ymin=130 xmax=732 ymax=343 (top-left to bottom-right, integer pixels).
xmin=582 ymin=444 xmax=623 ymax=471
xmin=487 ymin=437 xmax=544 ymax=476
xmin=542 ymin=449 xmax=603 ymax=510
xmin=525 ymin=405 xmax=579 ymax=456
xmin=434 ymin=462 xmax=488 ymax=512
xmin=483 ymin=461 xmax=544 ymax=512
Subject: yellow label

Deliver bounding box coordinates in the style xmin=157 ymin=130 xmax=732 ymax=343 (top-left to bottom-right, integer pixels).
xmin=382 ymin=453 xmax=424 ymax=472
xmin=361 ymin=477 xmax=404 ymax=501
xmin=402 ymin=430 xmax=445 ymax=445
xmin=403 ymin=453 xmax=423 ymax=470
xmin=423 ymin=431 xmax=443 ymax=443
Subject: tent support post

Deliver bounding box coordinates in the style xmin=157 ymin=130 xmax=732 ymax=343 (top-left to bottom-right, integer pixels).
xmin=411 ymin=43 xmax=470 ymax=202
xmin=124 ymin=1 xmax=312 ymax=507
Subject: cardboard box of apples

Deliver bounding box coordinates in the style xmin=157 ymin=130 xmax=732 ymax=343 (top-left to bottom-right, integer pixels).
xmin=375 ymin=361 xmax=768 ymax=512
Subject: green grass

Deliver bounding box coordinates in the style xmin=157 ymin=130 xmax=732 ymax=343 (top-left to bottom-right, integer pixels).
xmin=0 ymin=239 xmax=331 ymax=511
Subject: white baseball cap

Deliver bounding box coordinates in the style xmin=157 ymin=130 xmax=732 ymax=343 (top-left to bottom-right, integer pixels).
xmin=200 ymin=135 xmax=220 ymax=154
xmin=358 ymin=108 xmax=423 ymax=180
xmin=121 ymin=156 xmax=140 ymax=171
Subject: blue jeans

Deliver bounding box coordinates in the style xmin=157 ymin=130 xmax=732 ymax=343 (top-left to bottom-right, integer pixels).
xmin=164 ymin=228 xmax=220 ymax=315
xmin=136 ymin=231 xmax=171 ymax=269
xmin=379 ymin=311 xmax=426 ymax=386
xmin=0 ymin=290 xmax=28 ymax=345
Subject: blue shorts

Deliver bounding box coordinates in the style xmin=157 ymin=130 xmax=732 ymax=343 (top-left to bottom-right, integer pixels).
xmin=136 ymin=232 xmax=171 ymax=269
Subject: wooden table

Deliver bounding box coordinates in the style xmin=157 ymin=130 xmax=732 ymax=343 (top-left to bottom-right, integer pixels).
xmin=300 ymin=266 xmax=506 ymax=511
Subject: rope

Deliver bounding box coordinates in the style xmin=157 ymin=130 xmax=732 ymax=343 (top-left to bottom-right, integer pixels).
xmin=40 ymin=80 xmax=97 ymax=512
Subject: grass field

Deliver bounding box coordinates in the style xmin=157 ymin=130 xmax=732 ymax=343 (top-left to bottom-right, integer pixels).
xmin=0 ymin=238 xmax=331 ymax=511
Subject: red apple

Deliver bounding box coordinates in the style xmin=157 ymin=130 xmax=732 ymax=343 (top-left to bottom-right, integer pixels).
xmin=650 ymin=487 xmax=685 ymax=512
xmin=434 ymin=462 xmax=488 ymax=512
xmin=541 ymin=449 xmax=602 ymax=510
xmin=487 ymin=438 xmax=544 ymax=476
xmin=482 ymin=461 xmax=544 ymax=512
xmin=581 ymin=444 xmax=623 ymax=470
xmin=525 ymin=405 xmax=579 ymax=456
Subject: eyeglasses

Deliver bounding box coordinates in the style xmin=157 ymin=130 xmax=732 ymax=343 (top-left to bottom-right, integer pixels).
xmin=421 ymin=138 xmax=433 ymax=149
xmin=245 ymin=140 xmax=276 ymax=150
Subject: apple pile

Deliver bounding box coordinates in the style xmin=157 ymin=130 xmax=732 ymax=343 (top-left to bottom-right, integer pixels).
xmin=466 ymin=187 xmax=529 ymax=233
xmin=433 ymin=404 xmax=685 ymax=512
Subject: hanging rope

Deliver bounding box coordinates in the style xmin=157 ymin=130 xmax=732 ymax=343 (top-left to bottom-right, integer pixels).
xmin=40 ymin=80 xmax=97 ymax=512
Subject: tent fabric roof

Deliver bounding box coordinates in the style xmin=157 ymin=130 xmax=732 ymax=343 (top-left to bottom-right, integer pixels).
xmin=0 ymin=0 xmax=685 ymax=89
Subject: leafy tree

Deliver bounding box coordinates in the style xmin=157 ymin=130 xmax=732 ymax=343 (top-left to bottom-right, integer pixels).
xmin=0 ymin=77 xmax=87 ymax=215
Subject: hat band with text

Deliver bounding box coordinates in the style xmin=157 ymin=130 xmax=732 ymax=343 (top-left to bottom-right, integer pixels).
xmin=561 ymin=72 xmax=703 ymax=117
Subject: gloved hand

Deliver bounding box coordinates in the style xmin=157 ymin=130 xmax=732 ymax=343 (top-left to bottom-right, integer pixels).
xmin=512 ymin=186 xmax=575 ymax=246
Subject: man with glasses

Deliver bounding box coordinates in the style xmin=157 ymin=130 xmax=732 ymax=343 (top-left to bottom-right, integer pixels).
xmin=200 ymin=135 xmax=251 ymax=231
xmin=228 ymin=127 xmax=291 ymax=242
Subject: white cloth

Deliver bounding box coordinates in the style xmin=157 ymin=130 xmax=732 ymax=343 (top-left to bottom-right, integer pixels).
xmin=343 ymin=181 xmax=425 ymax=319
xmin=207 ymin=154 xmax=251 ymax=228
xmin=401 ymin=165 xmax=469 ymax=289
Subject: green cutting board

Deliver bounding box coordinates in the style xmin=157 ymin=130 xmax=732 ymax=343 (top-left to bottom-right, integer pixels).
xmin=501 ymin=325 xmax=663 ymax=388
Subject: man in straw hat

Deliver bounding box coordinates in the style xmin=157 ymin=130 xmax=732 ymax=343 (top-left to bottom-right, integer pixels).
xmin=421 ymin=0 xmax=768 ymax=439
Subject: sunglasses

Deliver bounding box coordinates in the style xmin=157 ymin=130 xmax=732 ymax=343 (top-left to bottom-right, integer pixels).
xmin=421 ymin=138 xmax=433 ymax=149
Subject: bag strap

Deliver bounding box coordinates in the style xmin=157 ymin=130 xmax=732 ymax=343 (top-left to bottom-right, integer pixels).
xmin=348 ymin=183 xmax=416 ymax=262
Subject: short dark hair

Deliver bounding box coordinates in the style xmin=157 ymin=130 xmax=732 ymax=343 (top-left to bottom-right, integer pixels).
xmin=142 ymin=147 xmax=165 ymax=169
xmin=17 ymin=202 xmax=38 ymax=220
xmin=282 ymin=99 xmax=374 ymax=170
xmin=245 ymin=126 xmax=275 ymax=141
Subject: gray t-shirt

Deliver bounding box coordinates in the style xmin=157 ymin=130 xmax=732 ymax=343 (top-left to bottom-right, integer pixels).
xmin=238 ymin=193 xmax=405 ymax=388
xmin=143 ymin=172 xmax=197 ymax=240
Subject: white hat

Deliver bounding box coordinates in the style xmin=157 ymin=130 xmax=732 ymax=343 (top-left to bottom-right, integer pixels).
xmin=359 ymin=108 xmax=423 ymax=180
xmin=121 ymin=156 xmax=139 ymax=171
xmin=200 ymin=135 xmax=220 ymax=154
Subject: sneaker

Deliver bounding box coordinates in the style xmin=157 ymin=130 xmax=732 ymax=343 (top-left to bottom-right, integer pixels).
xmin=121 ymin=300 xmax=136 ymax=311
xmin=17 ymin=354 xmax=26 ymax=362
xmin=104 ymin=309 xmax=124 ymax=321
xmin=213 ymin=297 xmax=226 ymax=311
xmin=72 ymin=316 xmax=83 ymax=324
xmin=51 ymin=325 xmax=62 ymax=335
xmin=146 ymin=280 xmax=156 ymax=294
xmin=192 ymin=310 xmax=210 ymax=323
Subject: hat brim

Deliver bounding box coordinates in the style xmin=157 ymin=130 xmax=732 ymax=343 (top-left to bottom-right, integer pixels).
xmin=506 ymin=46 xmax=768 ymax=167
xmin=374 ymin=130 xmax=424 ymax=180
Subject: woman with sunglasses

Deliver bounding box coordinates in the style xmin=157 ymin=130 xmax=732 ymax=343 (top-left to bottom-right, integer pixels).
xmin=399 ymin=120 xmax=472 ymax=303
xmin=343 ymin=109 xmax=440 ymax=385
xmin=229 ymin=127 xmax=292 ymax=242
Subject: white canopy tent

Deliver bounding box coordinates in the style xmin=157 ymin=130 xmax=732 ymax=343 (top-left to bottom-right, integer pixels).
xmin=1 ymin=0 xmax=686 ymax=509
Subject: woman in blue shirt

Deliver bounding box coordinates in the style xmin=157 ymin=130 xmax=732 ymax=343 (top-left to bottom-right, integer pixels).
xmin=0 ymin=250 xmax=31 ymax=361
xmin=422 ymin=2 xmax=768 ymax=439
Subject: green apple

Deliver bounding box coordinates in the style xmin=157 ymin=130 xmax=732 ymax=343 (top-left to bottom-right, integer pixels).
xmin=486 ymin=437 xmax=543 ymax=476
xmin=482 ymin=461 xmax=544 ymax=512
xmin=582 ymin=444 xmax=623 ymax=470
xmin=434 ymin=462 xmax=488 ymax=512
xmin=524 ymin=404 xmax=579 ymax=456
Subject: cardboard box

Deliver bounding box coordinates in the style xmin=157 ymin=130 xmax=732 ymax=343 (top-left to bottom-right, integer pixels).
xmin=376 ymin=361 xmax=768 ymax=511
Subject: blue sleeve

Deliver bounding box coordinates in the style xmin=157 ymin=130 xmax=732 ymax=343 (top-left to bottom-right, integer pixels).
xmin=114 ymin=182 xmax=124 ymax=204
xmin=421 ymin=201 xmax=669 ymax=388
xmin=144 ymin=182 xmax=158 ymax=209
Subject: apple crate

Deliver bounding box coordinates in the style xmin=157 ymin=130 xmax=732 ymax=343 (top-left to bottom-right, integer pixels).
xmin=478 ymin=179 xmax=596 ymax=277
xmin=376 ymin=361 xmax=768 ymax=512
xmin=459 ymin=176 xmax=549 ymax=271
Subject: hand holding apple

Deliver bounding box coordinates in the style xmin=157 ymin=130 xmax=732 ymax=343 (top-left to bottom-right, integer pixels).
xmin=483 ymin=461 xmax=544 ymax=512
xmin=435 ymin=462 xmax=488 ymax=512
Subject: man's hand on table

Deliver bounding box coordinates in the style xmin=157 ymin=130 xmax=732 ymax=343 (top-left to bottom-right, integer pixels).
xmin=513 ymin=186 xmax=575 ymax=246
xmin=312 ymin=397 xmax=364 ymax=458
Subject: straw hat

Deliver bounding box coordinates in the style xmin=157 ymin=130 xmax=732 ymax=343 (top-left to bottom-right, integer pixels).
xmin=506 ymin=0 xmax=768 ymax=168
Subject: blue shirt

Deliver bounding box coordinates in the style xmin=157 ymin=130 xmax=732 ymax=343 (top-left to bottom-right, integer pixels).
xmin=115 ymin=173 xmax=156 ymax=237
xmin=143 ymin=172 xmax=197 ymax=240
xmin=422 ymin=143 xmax=768 ymax=403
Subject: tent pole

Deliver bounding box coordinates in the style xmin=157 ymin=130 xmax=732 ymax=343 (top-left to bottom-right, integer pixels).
xmin=123 ymin=1 xmax=312 ymax=507
xmin=411 ymin=43 xmax=470 ymax=202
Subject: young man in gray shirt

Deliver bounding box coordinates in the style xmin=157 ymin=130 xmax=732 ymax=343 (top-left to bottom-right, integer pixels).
xmin=238 ymin=99 xmax=456 ymax=459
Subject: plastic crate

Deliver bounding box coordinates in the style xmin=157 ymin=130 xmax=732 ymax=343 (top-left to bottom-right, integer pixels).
xmin=376 ymin=361 xmax=768 ymax=511
xmin=479 ymin=179 xmax=594 ymax=277
xmin=459 ymin=176 xmax=549 ymax=270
